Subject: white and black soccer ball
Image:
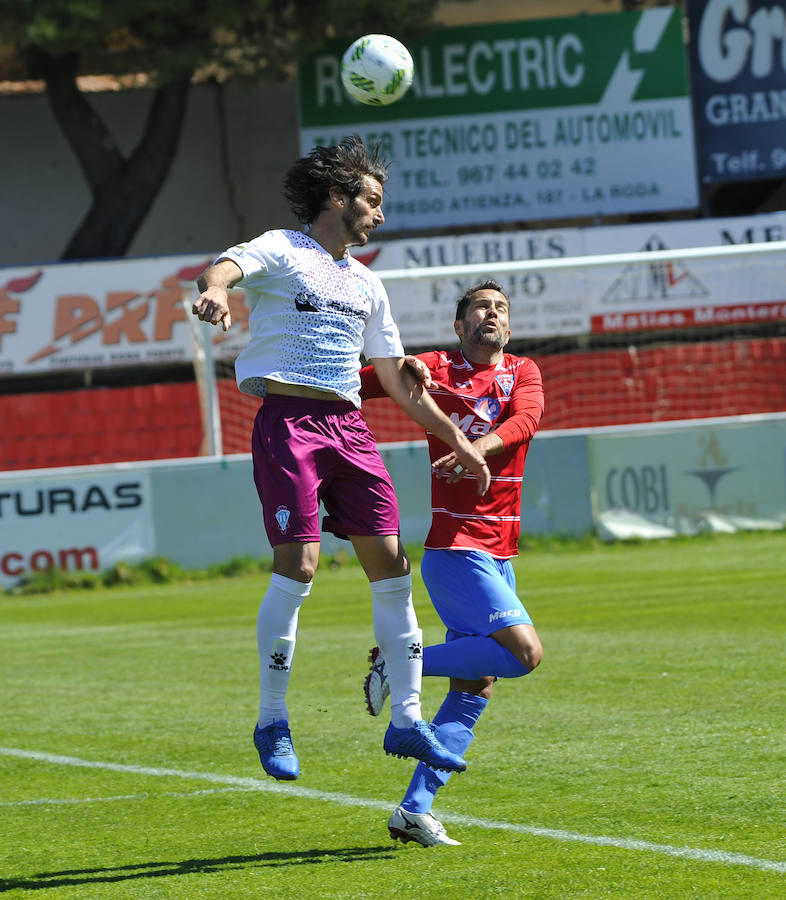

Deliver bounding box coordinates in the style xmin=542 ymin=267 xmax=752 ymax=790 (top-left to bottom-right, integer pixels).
xmin=341 ymin=34 xmax=414 ymax=106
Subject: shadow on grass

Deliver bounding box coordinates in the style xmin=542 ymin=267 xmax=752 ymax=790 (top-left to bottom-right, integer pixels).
xmin=0 ymin=846 xmax=398 ymax=892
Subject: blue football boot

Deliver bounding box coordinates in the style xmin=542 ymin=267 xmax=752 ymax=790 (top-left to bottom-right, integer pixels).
xmin=253 ymin=720 xmax=299 ymax=780
xmin=383 ymin=720 xmax=467 ymax=772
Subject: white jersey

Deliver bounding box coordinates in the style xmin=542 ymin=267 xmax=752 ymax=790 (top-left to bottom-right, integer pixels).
xmin=219 ymin=229 xmax=403 ymax=407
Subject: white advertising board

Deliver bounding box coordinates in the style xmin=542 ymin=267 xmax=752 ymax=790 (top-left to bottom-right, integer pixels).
xmin=589 ymin=416 xmax=786 ymax=539
xmin=354 ymin=227 xmax=588 ymax=345
xmin=0 ymin=468 xmax=155 ymax=588
xmin=583 ymin=212 xmax=786 ymax=334
xmin=0 ymin=255 xmax=213 ymax=377
xmin=1 ymin=215 xmax=785 ymax=374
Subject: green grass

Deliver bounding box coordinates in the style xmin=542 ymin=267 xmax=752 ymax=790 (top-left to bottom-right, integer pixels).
xmin=1 ymin=531 xmax=785 ymax=898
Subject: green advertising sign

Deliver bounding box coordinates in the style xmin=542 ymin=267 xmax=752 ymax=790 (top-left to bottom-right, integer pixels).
xmin=298 ymin=9 xmax=699 ymax=230
xmin=300 ymin=11 xmax=688 ymax=124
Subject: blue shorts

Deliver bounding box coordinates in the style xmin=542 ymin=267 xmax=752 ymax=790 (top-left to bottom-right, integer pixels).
xmin=419 ymin=548 xmax=533 ymax=640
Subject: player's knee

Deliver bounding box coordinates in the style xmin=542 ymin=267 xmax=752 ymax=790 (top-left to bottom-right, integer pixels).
xmin=273 ymin=543 xmax=319 ymax=583
xmin=296 ymin=562 xmax=318 ymax=582
xmin=274 ymin=560 xmax=317 ymax=582
xmin=526 ymin=643 xmax=543 ymax=670
xmin=511 ymin=636 xmax=542 ymax=672
xmin=497 ymin=625 xmax=543 ymax=673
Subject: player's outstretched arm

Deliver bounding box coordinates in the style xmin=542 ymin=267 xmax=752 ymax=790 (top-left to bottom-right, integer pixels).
xmin=434 ymin=358 xmax=544 ymax=481
xmin=432 ymin=431 xmax=504 ymax=483
xmin=192 ymin=259 xmax=243 ymax=332
xmin=359 ymin=354 xmax=430 ymax=400
xmin=370 ymin=356 xmax=490 ymax=495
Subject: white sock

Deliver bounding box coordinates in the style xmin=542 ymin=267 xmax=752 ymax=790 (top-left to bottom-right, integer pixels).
xmin=371 ymin=574 xmax=423 ymax=728
xmin=257 ymin=573 xmax=311 ymax=728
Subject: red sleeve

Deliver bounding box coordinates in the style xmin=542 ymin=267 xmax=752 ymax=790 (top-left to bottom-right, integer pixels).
xmin=493 ymin=358 xmax=544 ymax=448
xmin=360 ymin=352 xmax=437 ymax=401
xmin=359 ymin=364 xmax=385 ymax=400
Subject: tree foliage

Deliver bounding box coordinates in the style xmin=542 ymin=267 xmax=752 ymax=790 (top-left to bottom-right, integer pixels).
xmin=4 ymin=0 xmax=443 ymax=83
xmin=0 ymin=0 xmax=446 ymax=259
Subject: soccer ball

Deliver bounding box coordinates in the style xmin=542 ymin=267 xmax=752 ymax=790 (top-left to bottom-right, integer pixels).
xmin=341 ymin=34 xmax=414 ymax=106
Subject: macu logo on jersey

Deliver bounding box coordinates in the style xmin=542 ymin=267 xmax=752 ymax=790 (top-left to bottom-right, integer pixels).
xmin=449 ymin=396 xmax=502 ymax=436
xmin=489 ymin=609 xmax=522 ymax=624
xmin=450 ymin=411 xmax=492 ymax=436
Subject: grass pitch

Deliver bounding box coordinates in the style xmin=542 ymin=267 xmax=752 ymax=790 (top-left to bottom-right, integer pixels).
xmin=1 ymin=531 xmax=785 ymax=898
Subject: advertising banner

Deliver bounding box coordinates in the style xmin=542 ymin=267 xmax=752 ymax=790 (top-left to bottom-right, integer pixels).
xmin=352 ymin=226 xmax=588 ymax=345
xmin=2 ymin=214 xmax=784 ymax=374
xmin=298 ymin=9 xmax=699 ymax=230
xmin=0 ymin=468 xmax=155 ymax=588
xmin=686 ymin=0 xmax=786 ymax=184
xmin=588 ymin=417 xmax=786 ymax=539
xmin=0 ymin=255 xmax=212 ymax=377
xmin=583 ymin=211 xmax=786 ymax=334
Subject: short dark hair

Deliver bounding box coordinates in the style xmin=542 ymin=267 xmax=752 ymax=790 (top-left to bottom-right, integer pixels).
xmin=281 ymin=135 xmax=390 ymax=224
xmin=455 ymin=279 xmax=509 ymax=321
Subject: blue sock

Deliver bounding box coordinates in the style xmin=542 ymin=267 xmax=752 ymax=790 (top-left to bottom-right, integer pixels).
xmin=424 ymin=635 xmax=530 ymax=680
xmin=401 ymin=691 xmax=488 ymax=814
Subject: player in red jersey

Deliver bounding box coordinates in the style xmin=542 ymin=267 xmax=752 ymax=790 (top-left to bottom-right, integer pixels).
xmin=359 ymin=280 xmax=544 ymax=846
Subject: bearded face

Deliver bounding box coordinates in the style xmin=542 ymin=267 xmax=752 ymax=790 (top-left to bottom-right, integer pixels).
xmin=455 ymin=289 xmax=511 ymax=355
xmin=340 ymin=175 xmax=384 ymax=247
xmin=465 ymin=317 xmax=509 ymax=349
xmin=342 ymin=201 xmax=368 ymax=245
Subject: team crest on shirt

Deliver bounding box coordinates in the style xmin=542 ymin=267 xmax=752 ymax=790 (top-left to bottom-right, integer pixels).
xmin=496 ymin=373 xmax=514 ymax=395
xmin=474 ymin=396 xmax=502 ymax=423
xmin=275 ymin=506 xmax=291 ymax=533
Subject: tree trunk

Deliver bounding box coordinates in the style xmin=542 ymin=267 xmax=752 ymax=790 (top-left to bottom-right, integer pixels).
xmin=38 ymin=51 xmax=193 ymax=261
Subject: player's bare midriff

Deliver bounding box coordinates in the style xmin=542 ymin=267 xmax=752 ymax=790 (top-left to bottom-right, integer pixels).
xmin=264 ymin=378 xmax=344 ymax=402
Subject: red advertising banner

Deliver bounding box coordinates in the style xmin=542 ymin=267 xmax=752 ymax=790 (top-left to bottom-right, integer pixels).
xmin=592 ymin=300 xmax=786 ymax=333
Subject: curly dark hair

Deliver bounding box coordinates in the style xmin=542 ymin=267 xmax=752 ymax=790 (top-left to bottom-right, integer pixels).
xmin=455 ymin=279 xmax=509 ymax=321
xmin=281 ymin=135 xmax=390 ymax=225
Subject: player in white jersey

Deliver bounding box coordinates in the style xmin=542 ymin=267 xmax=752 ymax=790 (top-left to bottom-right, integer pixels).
xmin=360 ymin=280 xmax=544 ymax=846
xmin=192 ymin=136 xmax=490 ymax=782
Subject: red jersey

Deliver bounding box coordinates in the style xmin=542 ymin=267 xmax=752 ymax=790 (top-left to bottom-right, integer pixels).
xmin=360 ymin=349 xmax=544 ymax=558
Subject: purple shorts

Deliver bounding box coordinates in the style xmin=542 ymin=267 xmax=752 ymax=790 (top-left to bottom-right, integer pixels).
xmin=251 ymin=393 xmax=400 ymax=546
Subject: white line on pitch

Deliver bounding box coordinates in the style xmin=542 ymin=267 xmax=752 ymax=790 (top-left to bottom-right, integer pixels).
xmin=2 ymin=746 xmax=784 ymax=874
xmin=0 ymin=786 xmax=248 ymax=808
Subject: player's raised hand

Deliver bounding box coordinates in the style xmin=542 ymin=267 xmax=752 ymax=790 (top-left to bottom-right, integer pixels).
xmin=192 ymin=259 xmax=242 ymax=332
xmin=432 ymin=451 xmax=460 ymax=480
xmin=192 ymin=286 xmax=232 ymax=332
xmin=403 ymin=355 xmax=432 ymax=388
xmin=445 ymin=444 xmax=490 ymax=495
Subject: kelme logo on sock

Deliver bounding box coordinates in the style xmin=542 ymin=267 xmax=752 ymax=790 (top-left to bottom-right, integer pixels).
xmin=407 ymin=640 xmax=422 ymax=659
xmin=269 ymin=639 xmax=292 ymax=671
